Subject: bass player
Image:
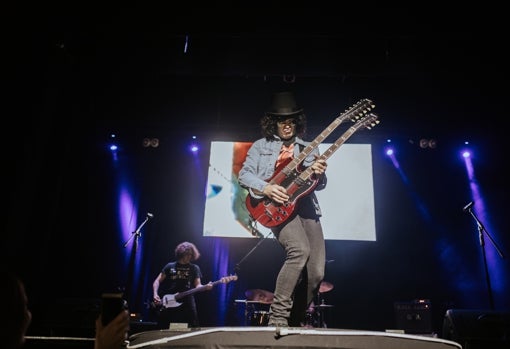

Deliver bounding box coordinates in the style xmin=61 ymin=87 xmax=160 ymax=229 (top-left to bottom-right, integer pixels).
xmin=152 ymin=241 xmax=214 ymax=329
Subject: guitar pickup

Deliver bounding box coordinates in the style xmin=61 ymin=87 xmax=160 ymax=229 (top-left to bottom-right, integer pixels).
xmin=276 ymin=207 xmax=288 ymax=216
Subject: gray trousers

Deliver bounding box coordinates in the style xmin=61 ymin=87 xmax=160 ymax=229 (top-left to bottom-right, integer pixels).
xmin=269 ymin=214 xmax=326 ymax=326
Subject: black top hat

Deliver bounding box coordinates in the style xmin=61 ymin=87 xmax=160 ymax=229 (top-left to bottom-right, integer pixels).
xmin=266 ymin=91 xmax=303 ymax=117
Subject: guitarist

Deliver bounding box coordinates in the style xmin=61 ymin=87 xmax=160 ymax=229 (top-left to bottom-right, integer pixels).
xmin=238 ymin=91 xmax=328 ymax=328
xmin=152 ymin=241 xmax=213 ymax=329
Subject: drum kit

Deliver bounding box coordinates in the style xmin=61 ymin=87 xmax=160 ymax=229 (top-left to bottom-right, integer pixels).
xmin=235 ymin=281 xmax=334 ymax=327
xmin=235 ymin=289 xmax=274 ymax=326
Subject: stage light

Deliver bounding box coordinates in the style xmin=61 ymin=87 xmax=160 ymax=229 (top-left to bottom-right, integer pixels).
xmin=189 ymin=136 xmax=200 ymax=154
xmin=419 ymin=138 xmax=437 ymax=149
xmin=142 ymin=138 xmax=160 ymax=148
xmin=283 ymin=74 xmax=296 ymax=83
xmin=190 ymin=144 xmax=199 ymax=153
xmin=108 ymin=133 xmax=119 ymax=153
xmin=461 ymin=141 xmax=472 ymax=158
xmin=150 ymin=138 xmax=159 ymax=148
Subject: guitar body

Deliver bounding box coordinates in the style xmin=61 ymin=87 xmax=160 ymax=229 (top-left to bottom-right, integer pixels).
xmin=245 ymin=174 xmax=320 ymax=228
xmin=157 ymin=275 xmax=238 ymax=310
xmin=161 ymin=293 xmax=182 ymax=308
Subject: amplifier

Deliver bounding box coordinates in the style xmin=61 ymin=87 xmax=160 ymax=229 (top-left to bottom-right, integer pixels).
xmin=394 ymin=299 xmax=432 ymax=334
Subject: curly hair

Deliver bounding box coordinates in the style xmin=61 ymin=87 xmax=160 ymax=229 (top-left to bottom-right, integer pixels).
xmin=260 ymin=113 xmax=307 ymax=140
xmin=175 ymin=241 xmax=201 ymax=261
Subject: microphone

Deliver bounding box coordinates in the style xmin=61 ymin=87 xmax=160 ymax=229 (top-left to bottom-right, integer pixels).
xmin=463 ymin=201 xmax=474 ymax=212
xmin=147 ymin=213 xmax=154 ymax=219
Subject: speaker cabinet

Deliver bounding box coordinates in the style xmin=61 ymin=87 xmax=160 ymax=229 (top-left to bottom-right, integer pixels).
xmin=394 ymin=300 xmax=432 ymax=333
xmin=442 ymin=309 xmax=510 ymax=349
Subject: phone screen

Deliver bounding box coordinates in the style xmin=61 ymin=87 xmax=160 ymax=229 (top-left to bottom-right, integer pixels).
xmin=101 ymin=292 xmax=127 ymax=326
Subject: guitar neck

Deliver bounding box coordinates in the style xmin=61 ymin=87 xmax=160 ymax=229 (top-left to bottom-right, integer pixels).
xmin=174 ymin=277 xmax=236 ymax=301
xmin=270 ymin=99 xmax=374 ymax=184
xmin=174 ymin=284 xmax=212 ymax=301
xmin=298 ymin=113 xmax=379 ymax=182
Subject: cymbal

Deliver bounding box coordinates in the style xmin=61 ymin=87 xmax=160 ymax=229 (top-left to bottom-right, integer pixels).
xmin=235 ymin=299 xmax=270 ymax=304
xmin=314 ymin=304 xmax=334 ymax=308
xmin=245 ymin=289 xmax=274 ymax=304
xmin=319 ymin=281 xmax=334 ymax=293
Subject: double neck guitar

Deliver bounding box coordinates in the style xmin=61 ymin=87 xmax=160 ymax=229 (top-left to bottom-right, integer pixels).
xmin=245 ymin=99 xmax=379 ymax=228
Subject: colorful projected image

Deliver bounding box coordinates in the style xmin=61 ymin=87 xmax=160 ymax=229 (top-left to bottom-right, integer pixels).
xmin=204 ymin=141 xmax=376 ymax=241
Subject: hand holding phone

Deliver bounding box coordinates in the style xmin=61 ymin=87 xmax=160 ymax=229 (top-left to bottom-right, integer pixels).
xmin=101 ymin=292 xmax=128 ymax=326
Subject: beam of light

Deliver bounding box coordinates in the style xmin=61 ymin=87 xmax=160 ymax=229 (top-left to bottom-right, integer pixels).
xmin=212 ymin=238 xmax=233 ymax=326
xmin=184 ymin=35 xmax=189 ymax=53
xmin=108 ymin=137 xmax=144 ymax=309
xmin=385 ymin=147 xmax=400 ymax=170
xmin=461 ymin=147 xmax=506 ymax=309
xmin=119 ymin=187 xmax=139 ymax=261
xmin=385 ymin=148 xmax=431 ymax=221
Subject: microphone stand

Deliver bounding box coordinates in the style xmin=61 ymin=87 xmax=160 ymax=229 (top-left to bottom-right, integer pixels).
xmin=234 ymin=224 xmax=273 ymax=326
xmin=124 ymin=214 xmax=151 ymax=248
xmin=123 ymin=213 xmax=153 ymax=310
xmin=465 ymin=205 xmax=505 ymax=310
xmin=234 ymin=226 xmax=273 ymax=274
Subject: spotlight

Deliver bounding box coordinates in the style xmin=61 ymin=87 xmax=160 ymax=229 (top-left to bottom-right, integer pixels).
xmin=108 ymin=134 xmax=119 ymax=151
xmin=189 ymin=136 xmax=200 ymax=154
xmin=142 ymin=138 xmax=160 ymax=148
xmin=283 ymin=74 xmax=296 ymax=83
xmin=150 ymin=138 xmax=159 ymax=148
xmin=419 ymin=138 xmax=437 ymax=149
xmin=190 ymin=143 xmax=199 ymax=153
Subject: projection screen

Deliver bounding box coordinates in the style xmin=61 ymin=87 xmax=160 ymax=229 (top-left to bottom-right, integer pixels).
xmin=203 ymin=141 xmax=376 ymax=241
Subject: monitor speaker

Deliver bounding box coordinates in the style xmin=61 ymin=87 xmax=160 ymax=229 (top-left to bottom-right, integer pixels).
xmin=442 ymin=309 xmax=510 ymax=349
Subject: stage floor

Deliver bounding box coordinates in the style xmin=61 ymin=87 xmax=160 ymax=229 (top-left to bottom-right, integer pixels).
xmin=126 ymin=326 xmax=462 ymax=349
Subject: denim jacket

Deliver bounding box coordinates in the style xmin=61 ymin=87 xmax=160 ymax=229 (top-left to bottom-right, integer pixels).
xmin=238 ymin=135 xmax=327 ymax=217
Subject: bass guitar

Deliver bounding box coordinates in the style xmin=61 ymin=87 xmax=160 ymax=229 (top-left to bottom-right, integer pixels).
xmin=157 ymin=274 xmax=238 ymax=309
xmin=246 ymin=113 xmax=380 ymax=228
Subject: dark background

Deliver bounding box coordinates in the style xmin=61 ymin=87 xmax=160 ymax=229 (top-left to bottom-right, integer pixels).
xmin=4 ymin=2 xmax=508 ymax=338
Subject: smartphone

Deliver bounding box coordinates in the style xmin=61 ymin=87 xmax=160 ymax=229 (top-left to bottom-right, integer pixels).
xmin=101 ymin=292 xmax=127 ymax=326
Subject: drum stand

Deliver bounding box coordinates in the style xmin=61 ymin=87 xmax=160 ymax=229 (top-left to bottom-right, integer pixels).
xmin=310 ymin=293 xmax=333 ymax=328
xmin=235 ymin=300 xmax=270 ymax=326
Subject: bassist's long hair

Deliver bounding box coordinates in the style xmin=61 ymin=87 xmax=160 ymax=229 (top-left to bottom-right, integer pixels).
xmin=175 ymin=241 xmax=201 ymax=261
